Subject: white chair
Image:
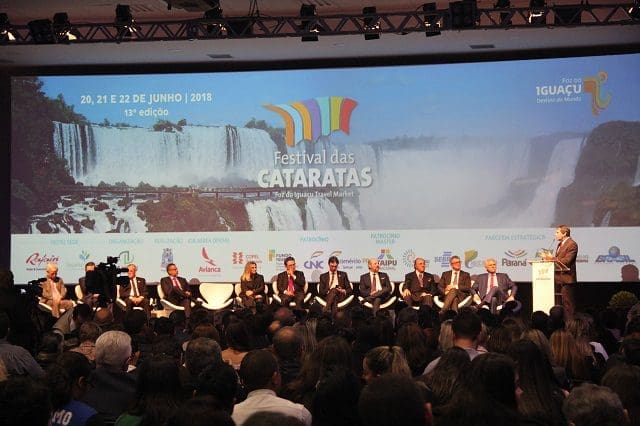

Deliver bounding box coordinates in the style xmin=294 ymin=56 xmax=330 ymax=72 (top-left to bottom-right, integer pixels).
xmin=115 ymin=285 xmax=144 ymax=311
xmin=315 ymin=282 xmax=355 ymax=310
xmin=157 ymin=282 xmax=196 ymax=313
xmin=198 ymin=282 xmax=235 ymax=311
xmin=75 ymin=284 xmax=84 ymax=303
xmin=358 ymin=281 xmax=398 ymax=312
xmin=272 ymin=281 xmax=313 ymax=307
xmin=434 ymin=293 xmax=473 ymax=309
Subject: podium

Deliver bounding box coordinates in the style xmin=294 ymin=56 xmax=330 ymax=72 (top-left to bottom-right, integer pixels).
xmin=528 ymin=260 xmax=556 ymax=313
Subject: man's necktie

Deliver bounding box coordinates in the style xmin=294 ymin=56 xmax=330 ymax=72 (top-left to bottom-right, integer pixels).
xmin=172 ymin=276 xmax=180 ymax=289
xmin=453 ymin=271 xmax=458 ymax=287
xmin=418 ymin=273 xmax=423 ymax=286
xmin=372 ymin=274 xmax=377 ymax=292
xmin=330 ymin=273 xmax=335 ymax=289
xmin=287 ymin=275 xmax=294 ymax=293
xmin=131 ymin=279 xmax=138 ymax=297
xmin=556 ymin=242 xmax=562 ymax=255
xmin=489 ymin=274 xmax=495 ymax=290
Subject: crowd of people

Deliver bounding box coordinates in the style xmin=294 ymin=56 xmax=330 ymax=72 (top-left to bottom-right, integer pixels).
xmin=1 ymin=255 xmax=640 ymax=426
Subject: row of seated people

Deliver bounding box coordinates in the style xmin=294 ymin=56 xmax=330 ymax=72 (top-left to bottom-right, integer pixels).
xmin=37 ymin=254 xmax=519 ymax=323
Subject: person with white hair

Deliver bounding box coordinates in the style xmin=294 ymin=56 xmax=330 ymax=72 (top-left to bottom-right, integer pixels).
xmin=82 ymin=330 xmax=136 ymax=423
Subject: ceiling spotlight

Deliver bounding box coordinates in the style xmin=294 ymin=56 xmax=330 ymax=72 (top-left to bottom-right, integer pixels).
xmin=53 ymin=12 xmax=79 ymax=42
xmin=204 ymin=6 xmax=227 ymax=37
xmin=28 ymin=19 xmax=56 ymax=44
xmin=528 ymin=0 xmax=546 ymax=24
xmin=0 ymin=13 xmax=16 ymax=42
xmin=629 ymin=0 xmax=640 ymax=20
xmin=115 ymin=4 xmax=140 ymax=38
xmin=422 ymin=3 xmax=441 ymax=37
xmin=300 ymin=4 xmax=320 ymax=42
xmin=362 ymin=6 xmax=380 ymax=40
xmin=494 ymin=0 xmax=512 ymax=26
xmin=449 ymin=0 xmax=478 ymax=29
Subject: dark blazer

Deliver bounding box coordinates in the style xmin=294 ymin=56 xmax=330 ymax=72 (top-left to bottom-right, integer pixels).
xmin=276 ymin=270 xmax=306 ymax=295
xmin=554 ymin=237 xmax=578 ymax=284
xmin=318 ymin=270 xmax=352 ymax=297
xmin=359 ymin=271 xmax=392 ymax=300
xmin=119 ymin=276 xmax=148 ymax=299
xmin=473 ymin=272 xmax=517 ymax=299
xmin=240 ymin=273 xmax=266 ymax=297
xmin=438 ymin=270 xmax=472 ymax=296
xmin=403 ymin=271 xmax=438 ymax=297
xmin=160 ymin=275 xmax=191 ymax=304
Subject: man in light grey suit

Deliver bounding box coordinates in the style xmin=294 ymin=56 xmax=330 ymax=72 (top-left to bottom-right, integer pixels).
xmin=473 ymin=258 xmax=517 ymax=314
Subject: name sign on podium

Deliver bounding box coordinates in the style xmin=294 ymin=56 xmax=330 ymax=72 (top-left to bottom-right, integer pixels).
xmin=529 ymin=260 xmax=556 ymax=313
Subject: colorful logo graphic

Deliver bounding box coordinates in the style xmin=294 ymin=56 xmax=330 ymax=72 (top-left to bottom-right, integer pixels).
xmin=505 ymin=250 xmax=527 ymax=259
xmin=595 ymin=246 xmax=635 ymax=263
xmin=78 ymin=251 xmax=90 ymax=262
xmin=232 ymin=252 xmax=244 ymax=265
xmin=264 ymin=96 xmax=358 ymax=147
xmin=583 ymin=71 xmax=611 ymax=116
xmin=377 ymin=249 xmax=397 ymax=268
xmin=464 ymin=250 xmax=479 ymax=268
xmin=378 ymin=248 xmax=394 ymax=260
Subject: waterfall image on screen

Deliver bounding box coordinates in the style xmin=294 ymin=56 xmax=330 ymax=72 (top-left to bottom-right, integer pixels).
xmin=9 ymin=54 xmax=640 ymax=283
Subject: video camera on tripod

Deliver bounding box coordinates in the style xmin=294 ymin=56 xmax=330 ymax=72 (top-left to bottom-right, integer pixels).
xmin=86 ymin=256 xmax=129 ymax=306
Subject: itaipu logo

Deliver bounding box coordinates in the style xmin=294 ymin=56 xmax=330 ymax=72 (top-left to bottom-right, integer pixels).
xmin=264 ymin=96 xmax=358 ymax=147
xmin=595 ymin=246 xmax=635 ymax=263
xmin=377 ymin=249 xmax=397 ymax=267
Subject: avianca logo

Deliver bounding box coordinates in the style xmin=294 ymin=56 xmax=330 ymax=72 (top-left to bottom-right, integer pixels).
xmin=583 ymin=71 xmax=611 ymax=116
xmin=264 ymin=96 xmax=358 ymax=147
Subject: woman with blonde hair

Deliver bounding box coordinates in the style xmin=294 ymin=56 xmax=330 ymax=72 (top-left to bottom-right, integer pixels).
xmin=362 ymin=345 xmax=412 ymax=384
xmin=239 ymin=261 xmax=265 ymax=311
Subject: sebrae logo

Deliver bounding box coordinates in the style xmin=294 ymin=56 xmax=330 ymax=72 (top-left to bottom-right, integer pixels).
xmin=264 ymin=96 xmax=358 ymax=146
xmin=583 ymin=71 xmax=611 ymax=116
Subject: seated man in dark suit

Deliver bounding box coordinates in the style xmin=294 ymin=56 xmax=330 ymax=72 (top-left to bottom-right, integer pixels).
xmin=119 ymin=263 xmax=151 ymax=319
xmin=437 ymin=255 xmax=472 ymax=313
xmin=276 ymin=257 xmax=306 ymax=310
xmin=472 ymin=258 xmax=517 ymax=314
xmin=160 ymin=263 xmax=196 ymax=319
xmin=359 ymin=258 xmax=392 ymax=318
xmin=401 ymin=257 xmax=438 ymax=308
xmin=318 ymin=256 xmax=352 ymax=316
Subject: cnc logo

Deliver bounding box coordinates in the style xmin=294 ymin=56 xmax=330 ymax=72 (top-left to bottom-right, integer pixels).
xmin=264 ymin=96 xmax=358 ymax=146
xmin=303 ymin=250 xmax=325 ymax=270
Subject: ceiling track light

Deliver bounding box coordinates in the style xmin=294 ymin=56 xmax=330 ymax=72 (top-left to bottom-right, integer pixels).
xmin=115 ymin=4 xmax=140 ymax=39
xmin=362 ymin=6 xmax=380 ymax=40
xmin=300 ymin=4 xmax=320 ymax=42
xmin=53 ymin=12 xmax=79 ymax=42
xmin=422 ymin=3 xmax=442 ymax=37
xmin=0 ymin=13 xmax=16 ymax=42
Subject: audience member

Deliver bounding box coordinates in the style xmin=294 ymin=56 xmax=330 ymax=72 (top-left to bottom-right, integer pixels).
xmin=362 ymin=345 xmax=411 ymax=384
xmin=0 ymin=376 xmax=51 ymax=426
xmin=70 ymin=321 xmax=101 ymax=364
xmin=115 ymin=354 xmax=183 ymax=426
xmin=272 ymin=326 xmax=304 ymax=388
xmin=83 ymin=330 xmax=136 ymax=423
xmin=311 ymin=367 xmax=362 ymax=426
xmin=195 ymin=362 xmax=239 ymax=414
xmin=358 ymin=374 xmax=430 ymax=426
xmin=0 ymin=311 xmax=45 ymax=378
xmin=601 ymin=364 xmax=640 ymax=426
xmin=47 ymin=351 xmax=103 ymax=426
xmin=424 ymin=309 xmax=482 ymax=374
xmin=233 ymin=349 xmax=312 ymax=426
xmin=563 ymin=383 xmax=629 ymax=426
